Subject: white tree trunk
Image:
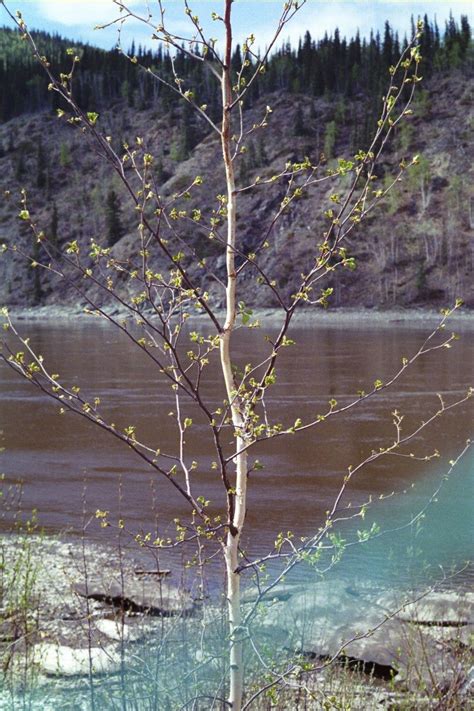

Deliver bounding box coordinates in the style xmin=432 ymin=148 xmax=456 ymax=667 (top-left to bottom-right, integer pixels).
xmin=220 ymin=3 xmax=248 ymax=708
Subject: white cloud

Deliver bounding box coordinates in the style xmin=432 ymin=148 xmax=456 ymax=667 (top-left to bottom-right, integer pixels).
xmin=35 ymin=0 xmax=142 ymax=28
xmin=235 ymin=3 xmax=377 ymax=53
xmin=13 ymin=0 xmax=474 ymax=51
xmin=237 ymin=0 xmax=473 ymax=52
xmin=32 ymin=0 xmax=211 ymax=49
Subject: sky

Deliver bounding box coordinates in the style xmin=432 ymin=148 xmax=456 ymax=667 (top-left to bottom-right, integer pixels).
xmin=1 ymin=1 xmax=473 ymax=53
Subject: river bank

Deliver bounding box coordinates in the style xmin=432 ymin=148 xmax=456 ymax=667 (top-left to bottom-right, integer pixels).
xmin=1 ymin=533 xmax=473 ymax=709
xmin=5 ymin=304 xmax=474 ymax=330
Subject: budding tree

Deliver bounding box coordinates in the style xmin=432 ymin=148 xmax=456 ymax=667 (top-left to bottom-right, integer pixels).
xmin=0 ymin=1 xmax=471 ymax=708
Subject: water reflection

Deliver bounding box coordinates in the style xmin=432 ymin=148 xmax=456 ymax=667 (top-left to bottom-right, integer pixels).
xmin=1 ymin=317 xmax=473 ymax=586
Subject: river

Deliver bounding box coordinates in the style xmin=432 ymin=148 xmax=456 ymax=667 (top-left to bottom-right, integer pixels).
xmin=1 ymin=312 xmax=473 ymax=590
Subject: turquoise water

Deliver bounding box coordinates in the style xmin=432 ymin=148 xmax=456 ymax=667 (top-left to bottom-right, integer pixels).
xmin=312 ymin=448 xmax=474 ymax=590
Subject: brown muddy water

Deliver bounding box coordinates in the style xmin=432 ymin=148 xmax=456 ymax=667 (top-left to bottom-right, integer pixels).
xmin=1 ymin=315 xmax=473 ymax=589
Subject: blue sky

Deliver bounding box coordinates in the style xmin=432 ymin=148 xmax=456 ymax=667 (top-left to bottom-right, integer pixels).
xmin=1 ymin=1 xmax=472 ymax=52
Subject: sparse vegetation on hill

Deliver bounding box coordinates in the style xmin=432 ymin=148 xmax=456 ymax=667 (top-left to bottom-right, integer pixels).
xmin=0 ymin=14 xmax=472 ymax=309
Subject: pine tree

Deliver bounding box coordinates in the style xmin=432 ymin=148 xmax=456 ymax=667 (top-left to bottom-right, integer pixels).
xmin=49 ymin=201 xmax=58 ymax=249
xmin=14 ymin=144 xmax=26 ymax=182
xmin=180 ymin=100 xmax=197 ymax=158
xmin=323 ymin=120 xmax=337 ymax=159
xmin=105 ymin=189 xmax=124 ymax=247
xmin=293 ymin=105 xmax=305 ymax=136
xmin=59 ymin=142 xmax=71 ymax=168
xmin=382 ymin=21 xmax=394 ymax=68
xmin=36 ymin=138 xmax=47 ymax=189
xmin=460 ymin=15 xmax=471 ymax=57
xmin=255 ymin=137 xmax=268 ymax=166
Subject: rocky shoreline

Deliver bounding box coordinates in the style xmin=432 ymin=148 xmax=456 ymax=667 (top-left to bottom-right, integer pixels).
xmin=1 ymin=534 xmax=473 ymax=708
xmin=0 ymin=536 xmax=187 ymax=670
xmin=5 ymin=304 xmax=474 ymax=330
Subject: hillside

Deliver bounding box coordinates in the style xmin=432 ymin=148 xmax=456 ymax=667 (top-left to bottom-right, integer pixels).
xmin=0 ymin=16 xmax=473 ymax=310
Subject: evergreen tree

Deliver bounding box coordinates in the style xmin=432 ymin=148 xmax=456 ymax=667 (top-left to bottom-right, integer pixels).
xmin=14 ymin=145 xmax=26 ymax=182
xmin=382 ymin=21 xmax=394 ymax=68
xmin=59 ymin=142 xmax=71 ymax=168
xmin=36 ymin=138 xmax=47 ymax=189
xmin=293 ymin=105 xmax=306 ymax=136
xmin=255 ymin=138 xmax=268 ymax=166
xmin=154 ymin=155 xmax=165 ymax=185
xmin=231 ymin=44 xmax=242 ymax=74
xmin=0 ymin=12 xmax=470 ymax=128
xmin=49 ymin=201 xmax=58 ymax=249
xmin=323 ymin=120 xmax=337 ymax=159
xmin=170 ymin=101 xmax=197 ymax=161
xmin=460 ymin=15 xmax=471 ymax=56
xmin=105 ymin=189 xmax=124 ymax=247
xmin=180 ymin=100 xmax=196 ymax=158
xmin=238 ymin=155 xmax=249 ymax=185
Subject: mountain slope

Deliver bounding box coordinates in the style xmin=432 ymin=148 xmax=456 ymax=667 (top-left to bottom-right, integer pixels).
xmin=0 ymin=22 xmax=472 ymax=310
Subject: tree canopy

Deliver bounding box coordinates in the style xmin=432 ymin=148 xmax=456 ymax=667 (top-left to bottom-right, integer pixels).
xmin=0 ymin=13 xmax=471 ymax=125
